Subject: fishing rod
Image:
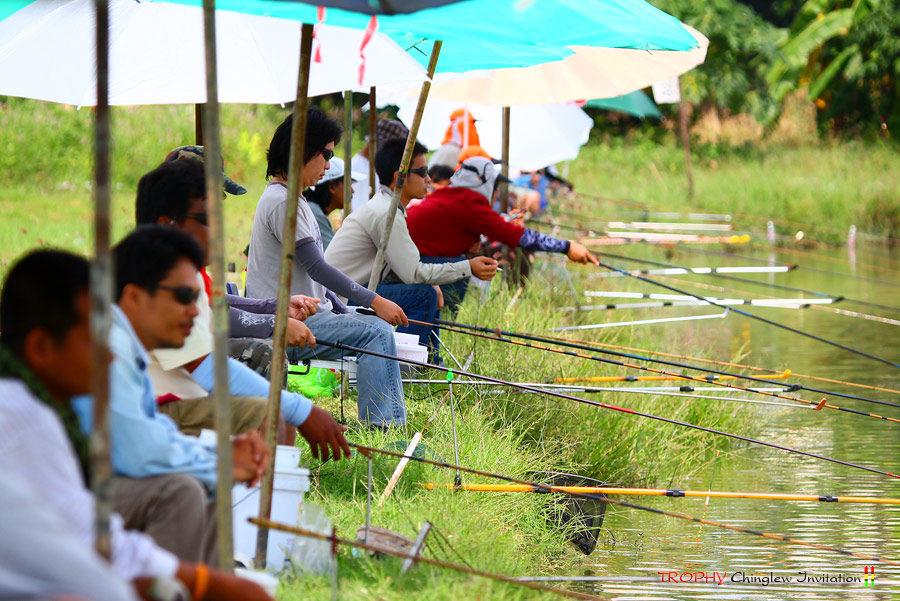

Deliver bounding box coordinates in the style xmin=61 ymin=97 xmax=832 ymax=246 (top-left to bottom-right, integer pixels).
xmin=582 ymin=234 xmax=752 ymax=245
xmin=549 ymin=335 xmax=900 ymax=399
xmin=591 ymin=265 xmax=796 ymax=277
xmin=591 ymin=251 xmax=900 ymax=313
xmin=405 ymin=380 xmax=807 ymax=409
xmin=583 ymin=291 xmax=836 ymax=303
xmin=675 ymin=244 xmax=900 ymax=287
xmin=315 ymin=339 xmax=900 ymax=480
xmin=607 ymin=221 xmax=734 ymax=233
xmin=423 ymin=483 xmax=900 ymax=505
xmin=568 ymin=299 xmax=832 ymax=312
xmin=429 ymin=314 xmax=900 ymax=410
xmin=647 ymin=273 xmax=900 ymax=327
xmin=420 ymin=318 xmax=900 ymax=424
xmin=596 ymin=259 xmax=900 ymax=370
xmin=526 ymin=219 xmax=599 ymax=235
xmin=551 ymin=371 xmax=791 ymax=383
xmin=345 ymin=443 xmax=900 ymax=567
xmin=551 ymin=310 xmax=731 ymax=331
xmin=248 ymin=519 xmax=602 ymax=600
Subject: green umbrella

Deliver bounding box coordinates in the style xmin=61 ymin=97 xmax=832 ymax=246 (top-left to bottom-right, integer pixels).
xmin=585 ymin=90 xmax=663 ymax=119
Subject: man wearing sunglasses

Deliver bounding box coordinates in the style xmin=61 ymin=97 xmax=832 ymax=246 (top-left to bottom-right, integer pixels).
xmin=407 ymin=155 xmax=600 ymax=310
xmin=136 ymin=158 xmax=350 ymax=462
xmin=326 ymin=137 xmax=498 ymax=363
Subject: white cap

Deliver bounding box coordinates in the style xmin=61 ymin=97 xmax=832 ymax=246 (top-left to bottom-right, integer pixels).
xmin=316 ymin=157 xmax=367 ymax=186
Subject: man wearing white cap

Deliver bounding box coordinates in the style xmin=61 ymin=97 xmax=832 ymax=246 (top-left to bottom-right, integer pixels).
xmin=304 ymin=157 xmax=366 ymax=250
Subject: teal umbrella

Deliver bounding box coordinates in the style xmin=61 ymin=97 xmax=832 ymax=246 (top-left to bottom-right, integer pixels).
xmin=586 ymin=91 xmax=663 ymax=119
xmin=157 ymin=0 xmax=698 ymax=72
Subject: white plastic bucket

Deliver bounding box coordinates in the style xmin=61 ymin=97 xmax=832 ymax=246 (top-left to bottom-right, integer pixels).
xmin=232 ymin=445 xmax=309 ymax=570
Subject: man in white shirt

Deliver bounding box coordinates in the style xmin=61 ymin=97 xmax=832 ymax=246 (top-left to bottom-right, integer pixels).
xmin=326 ymin=138 xmax=498 ymax=362
xmin=0 ymin=249 xmax=270 ymax=600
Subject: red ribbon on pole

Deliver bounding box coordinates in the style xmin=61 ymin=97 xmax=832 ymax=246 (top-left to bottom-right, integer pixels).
xmin=313 ymin=6 xmax=326 ymax=63
xmin=358 ymin=15 xmax=378 ymax=85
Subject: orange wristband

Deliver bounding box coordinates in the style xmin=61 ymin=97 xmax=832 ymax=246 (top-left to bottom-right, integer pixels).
xmin=193 ymin=563 xmax=210 ymax=601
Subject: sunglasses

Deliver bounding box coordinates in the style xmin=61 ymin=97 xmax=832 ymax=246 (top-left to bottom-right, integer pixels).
xmin=157 ymin=285 xmax=200 ymax=305
xmin=408 ymin=166 xmax=428 ymax=178
xmin=184 ymin=212 xmax=208 ymax=226
xmin=320 ymin=148 xmax=335 ymax=161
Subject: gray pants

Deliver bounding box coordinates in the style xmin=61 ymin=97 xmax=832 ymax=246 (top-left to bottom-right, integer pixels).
xmin=112 ymin=473 xmax=218 ymax=566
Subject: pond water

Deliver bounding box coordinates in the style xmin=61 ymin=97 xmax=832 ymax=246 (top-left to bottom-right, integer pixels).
xmin=563 ymin=243 xmax=900 ymax=599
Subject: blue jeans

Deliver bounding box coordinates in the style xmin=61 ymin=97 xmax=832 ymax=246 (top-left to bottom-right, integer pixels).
xmin=376 ymin=282 xmax=441 ymax=362
xmin=286 ymin=308 xmax=405 ymax=426
xmin=420 ymin=254 xmax=469 ymax=314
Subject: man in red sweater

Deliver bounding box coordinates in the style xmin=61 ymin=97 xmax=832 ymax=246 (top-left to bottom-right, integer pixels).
xmin=406 ymin=156 xmax=597 ymax=309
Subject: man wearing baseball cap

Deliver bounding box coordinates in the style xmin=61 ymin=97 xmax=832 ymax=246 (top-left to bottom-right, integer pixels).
xmin=163 ymin=145 xmax=248 ymax=196
xmin=304 ymin=156 xmax=365 ymax=250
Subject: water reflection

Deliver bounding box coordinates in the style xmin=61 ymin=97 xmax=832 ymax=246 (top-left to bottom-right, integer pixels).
xmin=572 ymin=245 xmax=900 ymax=599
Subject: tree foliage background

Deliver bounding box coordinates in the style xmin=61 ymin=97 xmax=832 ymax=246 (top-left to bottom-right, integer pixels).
xmin=647 ymin=0 xmax=900 ymax=137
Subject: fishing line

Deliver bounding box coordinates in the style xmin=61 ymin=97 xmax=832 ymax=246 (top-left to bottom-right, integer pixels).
xmin=591 ymin=251 xmax=900 ymax=313
xmin=314 ymin=339 xmax=900 ymax=481
xmin=427 ymin=314 xmax=900 ymax=410
xmin=644 ymin=273 xmax=900 ymax=327
xmin=548 ymin=334 xmax=900 ymax=399
xmin=593 ymin=259 xmax=900 ymax=370
xmin=341 ymin=444 xmax=900 ymax=566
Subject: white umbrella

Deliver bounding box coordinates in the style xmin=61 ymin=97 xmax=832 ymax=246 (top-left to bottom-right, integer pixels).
xmin=378 ymin=89 xmax=593 ymax=171
xmin=0 ymin=0 xmax=428 ymax=106
xmin=422 ymin=26 xmax=708 ymax=105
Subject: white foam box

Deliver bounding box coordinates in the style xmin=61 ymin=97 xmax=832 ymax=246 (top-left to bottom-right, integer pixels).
xmin=232 ymin=445 xmax=309 ymax=570
xmin=393 ymin=331 xmax=428 ymax=363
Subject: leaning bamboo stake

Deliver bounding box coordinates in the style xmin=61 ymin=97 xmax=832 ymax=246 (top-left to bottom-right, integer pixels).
xmin=343 ymin=90 xmax=353 ymax=215
xmin=499 ymin=106 xmax=511 ymax=214
xmin=256 ymin=22 xmax=315 ymax=568
xmin=367 ymin=41 xmax=442 ymax=291
xmin=201 ymin=0 xmax=234 ymax=571
xmin=90 ymin=0 xmax=113 ymax=558
xmin=368 ymin=86 xmax=377 ymax=198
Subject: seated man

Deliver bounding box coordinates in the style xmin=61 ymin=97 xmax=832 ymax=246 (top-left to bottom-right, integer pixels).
xmin=350 ymin=118 xmax=409 ymax=213
xmin=407 ymin=156 xmax=599 ymax=310
xmin=0 ymin=249 xmax=270 ymax=599
xmin=246 ymin=108 xmax=409 ymax=428
xmin=137 ymin=158 xmax=348 ymax=459
xmin=325 ymin=138 xmax=498 ymax=360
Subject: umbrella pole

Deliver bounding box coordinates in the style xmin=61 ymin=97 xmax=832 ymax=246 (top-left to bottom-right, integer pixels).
xmin=368 ymin=86 xmax=377 ymax=198
xmin=90 ymin=0 xmax=113 ymax=558
xmin=201 ymin=0 xmax=233 ymax=571
xmin=195 ymin=103 xmax=204 ymax=145
xmin=677 ymin=79 xmax=693 ymax=199
xmin=367 ymin=41 xmax=442 ymax=291
xmin=343 ymin=90 xmax=353 ymax=215
xmin=499 ymin=106 xmax=511 ymax=213
xmin=255 ymin=21 xmax=315 ymax=569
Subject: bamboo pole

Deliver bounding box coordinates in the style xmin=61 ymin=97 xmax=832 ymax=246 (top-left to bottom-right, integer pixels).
xmin=255 ymin=22 xmax=315 ymax=568
xmin=195 ymin=103 xmax=204 ymax=145
xmin=499 ymin=106 xmax=510 ymax=213
xmin=90 ymin=0 xmax=112 ymax=558
xmin=367 ymin=41 xmax=442 ymax=291
xmin=677 ymin=78 xmax=693 ymax=199
xmin=343 ymin=90 xmax=353 ymax=215
xmin=368 ymin=86 xmax=377 ymax=198
xmin=201 ymin=0 xmax=234 ymax=571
